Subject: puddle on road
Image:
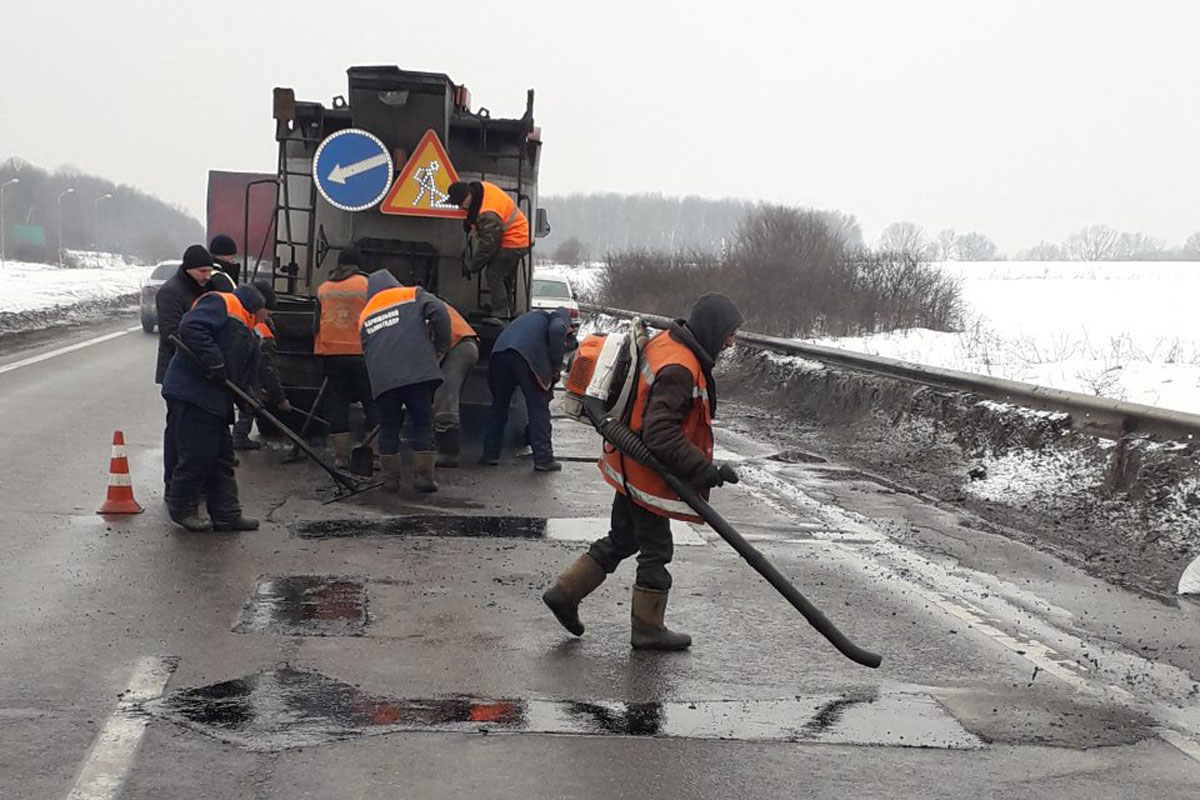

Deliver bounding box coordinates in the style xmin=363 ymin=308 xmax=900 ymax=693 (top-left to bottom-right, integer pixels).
xmin=233 ymin=576 xmax=367 ymax=636
xmin=291 ymin=516 xmax=707 ymax=546
xmin=143 ymin=667 xmax=983 ymax=752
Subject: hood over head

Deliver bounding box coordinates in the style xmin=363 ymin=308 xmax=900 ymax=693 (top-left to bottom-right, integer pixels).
xmin=366 ymin=269 xmax=401 ymax=298
xmin=685 ymin=293 xmax=744 ymax=361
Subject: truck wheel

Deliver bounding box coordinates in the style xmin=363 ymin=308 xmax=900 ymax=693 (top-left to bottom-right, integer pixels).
xmin=141 ymin=314 xmax=156 ymax=333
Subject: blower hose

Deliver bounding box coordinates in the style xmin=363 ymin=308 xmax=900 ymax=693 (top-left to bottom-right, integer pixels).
xmin=584 ymin=398 xmax=882 ymax=669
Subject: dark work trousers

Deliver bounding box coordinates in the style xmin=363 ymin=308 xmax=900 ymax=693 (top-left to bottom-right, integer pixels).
xmin=165 ymin=400 xmax=241 ymax=523
xmin=483 ymin=248 xmax=527 ymax=319
xmin=588 ymin=491 xmax=675 ymax=591
xmin=163 ymin=397 xmax=178 ymax=490
xmin=377 ymin=381 xmax=437 ymax=455
xmin=322 ymin=355 xmax=377 ymax=435
xmin=483 ymin=350 xmax=552 ymax=464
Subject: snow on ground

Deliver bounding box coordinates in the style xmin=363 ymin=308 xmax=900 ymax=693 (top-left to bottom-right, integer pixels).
xmin=0 ymin=254 xmax=150 ymax=335
xmin=803 ymin=261 xmax=1200 ymax=414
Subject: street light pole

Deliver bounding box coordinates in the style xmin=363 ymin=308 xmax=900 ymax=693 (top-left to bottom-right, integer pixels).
xmin=1 ymin=177 xmax=19 ymax=268
xmin=57 ymin=187 xmax=75 ymax=268
xmin=92 ymin=193 xmax=112 ymax=251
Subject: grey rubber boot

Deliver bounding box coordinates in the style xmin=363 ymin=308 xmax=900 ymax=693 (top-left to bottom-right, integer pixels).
xmin=413 ymin=451 xmax=438 ymax=493
xmin=380 ymin=454 xmax=404 ymax=493
xmin=170 ymin=508 xmax=213 ymax=532
xmin=630 ymin=585 xmax=692 ymax=651
xmin=213 ymin=517 xmax=260 ymax=531
xmin=435 ymin=428 xmax=460 ymax=468
xmin=542 ymin=554 xmax=607 ymax=636
xmin=330 ymin=433 xmax=353 ymax=468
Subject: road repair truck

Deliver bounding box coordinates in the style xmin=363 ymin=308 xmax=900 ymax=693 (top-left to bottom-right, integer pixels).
xmin=209 ymin=65 xmax=548 ymax=438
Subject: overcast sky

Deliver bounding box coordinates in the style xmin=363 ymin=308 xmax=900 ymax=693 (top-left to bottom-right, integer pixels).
xmin=2 ymin=0 xmax=1197 ymax=252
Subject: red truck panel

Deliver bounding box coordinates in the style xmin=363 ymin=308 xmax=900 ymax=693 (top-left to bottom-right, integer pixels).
xmin=206 ymin=170 xmax=277 ymax=261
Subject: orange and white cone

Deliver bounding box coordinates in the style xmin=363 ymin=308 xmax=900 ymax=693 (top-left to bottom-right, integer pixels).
xmin=98 ymin=430 xmax=144 ymax=515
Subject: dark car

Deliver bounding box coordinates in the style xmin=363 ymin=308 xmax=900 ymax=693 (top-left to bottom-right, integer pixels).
xmin=140 ymin=261 xmax=178 ymax=332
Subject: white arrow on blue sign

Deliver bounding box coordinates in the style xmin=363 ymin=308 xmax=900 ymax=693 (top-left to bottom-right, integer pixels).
xmin=312 ymin=128 xmax=395 ymax=212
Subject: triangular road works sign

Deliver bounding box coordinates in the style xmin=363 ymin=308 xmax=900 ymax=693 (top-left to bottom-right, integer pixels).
xmin=380 ymin=129 xmax=467 ymax=218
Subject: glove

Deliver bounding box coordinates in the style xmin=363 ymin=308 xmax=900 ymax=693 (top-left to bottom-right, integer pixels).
xmin=717 ymin=463 xmax=740 ymax=486
xmin=693 ymin=462 xmax=739 ymax=491
xmin=206 ymin=363 xmax=228 ymax=386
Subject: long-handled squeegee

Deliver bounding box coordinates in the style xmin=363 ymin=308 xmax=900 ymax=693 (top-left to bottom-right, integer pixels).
xmin=584 ymin=398 xmax=882 ymax=669
xmin=169 ymin=335 xmax=381 ymax=502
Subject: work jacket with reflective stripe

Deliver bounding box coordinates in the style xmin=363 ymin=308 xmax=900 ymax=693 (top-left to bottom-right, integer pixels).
xmin=358 ymin=271 xmax=451 ymax=398
xmin=315 ymin=273 xmax=369 ymax=355
xmin=478 ymin=181 xmax=530 ymax=250
xmin=599 ymin=330 xmax=713 ymax=522
xmin=162 ymin=292 xmax=260 ymax=422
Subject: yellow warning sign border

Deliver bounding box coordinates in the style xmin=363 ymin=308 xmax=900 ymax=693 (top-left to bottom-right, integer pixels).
xmin=379 ymin=129 xmax=467 ymax=219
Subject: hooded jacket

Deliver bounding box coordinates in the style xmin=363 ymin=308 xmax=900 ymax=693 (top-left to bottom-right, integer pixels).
xmin=154 ymin=264 xmax=210 ymax=383
xmin=358 ymin=271 xmax=451 ymax=398
xmin=492 ymin=307 xmax=574 ymax=390
xmin=161 ymin=291 xmax=261 ymax=422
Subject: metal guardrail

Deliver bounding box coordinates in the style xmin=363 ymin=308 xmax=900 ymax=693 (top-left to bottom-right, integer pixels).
xmin=581 ymin=302 xmax=1200 ymax=442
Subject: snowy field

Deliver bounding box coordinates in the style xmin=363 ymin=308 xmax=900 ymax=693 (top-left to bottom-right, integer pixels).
xmin=802 ymin=261 xmax=1200 ymax=414
xmin=0 ymin=253 xmax=150 ymax=335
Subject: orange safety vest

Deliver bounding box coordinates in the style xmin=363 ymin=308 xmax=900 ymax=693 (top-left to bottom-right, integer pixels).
xmin=446 ymin=303 xmax=477 ymax=349
xmin=599 ymin=330 xmax=712 ymax=522
xmin=254 ymin=321 xmax=274 ymax=339
xmin=193 ymin=291 xmax=255 ymax=330
xmin=359 ymin=285 xmax=419 ymax=332
xmin=315 ymin=273 xmax=369 ymax=355
xmin=478 ymin=181 xmax=530 ymax=249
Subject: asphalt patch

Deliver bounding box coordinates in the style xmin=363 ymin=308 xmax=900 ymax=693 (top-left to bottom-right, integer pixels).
xmin=142 ymin=667 xmax=983 ymax=752
xmin=292 ymin=515 xmax=552 ymax=540
xmin=233 ymin=576 xmax=367 ymax=636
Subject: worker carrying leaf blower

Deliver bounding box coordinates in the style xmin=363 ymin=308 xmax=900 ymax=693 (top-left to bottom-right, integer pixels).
xmin=543 ymin=293 xmax=745 ymax=651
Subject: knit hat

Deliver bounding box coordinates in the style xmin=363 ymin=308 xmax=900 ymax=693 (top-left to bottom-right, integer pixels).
xmin=209 ymin=234 xmax=237 ymax=256
xmin=686 ymin=293 xmax=744 ymax=361
xmin=337 ymin=246 xmax=362 ymax=267
xmin=252 ymin=279 xmax=277 ymax=310
xmin=234 ymin=284 xmax=265 ymax=314
xmin=181 ymin=244 xmax=213 ymax=270
xmin=446 ymin=182 xmax=470 ymax=206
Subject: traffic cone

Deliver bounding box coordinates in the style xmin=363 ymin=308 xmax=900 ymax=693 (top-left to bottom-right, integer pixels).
xmin=98 ymin=430 xmax=144 ymax=515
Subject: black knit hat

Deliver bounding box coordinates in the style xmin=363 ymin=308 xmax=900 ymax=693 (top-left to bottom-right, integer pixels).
xmin=686 ymin=293 xmax=744 ymax=361
xmin=446 ymin=182 xmax=470 ymax=206
xmin=337 ymin=246 xmax=361 ymax=267
xmin=209 ymin=234 xmax=237 ymax=256
xmin=252 ymin=279 xmax=277 ymax=310
xmin=181 ymin=244 xmax=213 ymax=270
xmin=234 ymin=284 xmax=265 ymax=314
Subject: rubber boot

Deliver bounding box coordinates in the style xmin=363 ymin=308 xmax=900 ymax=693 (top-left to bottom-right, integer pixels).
xmin=232 ymin=414 xmax=260 ymax=450
xmin=630 ymin=586 xmax=692 ymax=651
xmin=170 ymin=508 xmax=213 ymax=532
xmin=542 ymin=554 xmax=607 ymax=636
xmin=413 ymin=451 xmax=438 ymax=493
xmin=213 ymin=516 xmax=260 ymax=532
xmin=435 ymin=428 xmax=460 ymax=468
xmin=380 ymin=454 xmax=404 ymax=493
xmin=330 ymin=433 xmax=353 ymax=468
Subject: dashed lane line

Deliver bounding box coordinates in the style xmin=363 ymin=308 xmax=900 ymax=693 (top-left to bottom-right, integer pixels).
xmin=64 ymin=655 xmax=176 ymax=800
xmin=0 ymin=325 xmax=141 ymax=376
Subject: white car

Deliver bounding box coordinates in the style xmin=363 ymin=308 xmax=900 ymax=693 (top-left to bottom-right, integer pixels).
xmin=530 ymin=270 xmax=579 ymax=321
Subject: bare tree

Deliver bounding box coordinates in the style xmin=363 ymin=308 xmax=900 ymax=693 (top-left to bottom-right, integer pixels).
xmin=1185 ymin=231 xmax=1200 ymax=259
xmin=954 ymin=231 xmax=998 ymax=261
xmin=878 ymin=221 xmax=930 ymax=257
xmin=1017 ymin=240 xmax=1065 ymax=260
xmin=933 ymin=228 xmax=957 ymax=260
xmin=551 ymin=236 xmax=586 ymax=266
xmin=1115 ymin=232 xmax=1164 ymax=260
xmin=1065 ymin=225 xmax=1122 ymax=261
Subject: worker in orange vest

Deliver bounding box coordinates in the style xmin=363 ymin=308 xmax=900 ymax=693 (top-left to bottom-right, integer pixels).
xmin=432 ymin=300 xmax=479 ymax=468
xmin=447 ymin=181 xmax=530 ymax=324
xmin=543 ymin=293 xmax=745 ymax=650
xmin=313 ymin=247 xmax=377 ymax=468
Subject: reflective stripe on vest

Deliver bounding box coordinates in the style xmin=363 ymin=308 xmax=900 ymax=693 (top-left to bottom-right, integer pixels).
xmin=446 ymin=303 xmax=477 ymax=350
xmin=598 ymin=330 xmax=713 ymax=523
xmin=478 ymin=181 xmax=530 ymax=249
xmin=315 ymin=274 xmax=369 ymax=355
xmin=359 ymin=285 xmax=419 ymax=334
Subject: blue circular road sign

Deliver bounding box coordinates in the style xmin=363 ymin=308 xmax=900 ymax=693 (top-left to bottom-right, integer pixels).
xmin=312 ymin=128 xmax=395 ymax=212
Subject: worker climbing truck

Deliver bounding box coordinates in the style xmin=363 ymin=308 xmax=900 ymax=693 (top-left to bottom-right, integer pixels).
xmin=216 ymin=65 xmax=548 ymax=440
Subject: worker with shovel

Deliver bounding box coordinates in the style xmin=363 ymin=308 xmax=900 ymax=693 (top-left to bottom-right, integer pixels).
xmin=542 ymin=293 xmax=744 ymax=650
xmin=359 ymin=271 xmax=451 ymax=493
xmin=161 ymin=284 xmax=266 ymax=532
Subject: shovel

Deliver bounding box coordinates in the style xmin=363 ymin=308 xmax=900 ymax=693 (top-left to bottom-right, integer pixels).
xmin=349 ymin=425 xmax=380 ymax=477
xmin=284 ymin=378 xmax=329 ymax=463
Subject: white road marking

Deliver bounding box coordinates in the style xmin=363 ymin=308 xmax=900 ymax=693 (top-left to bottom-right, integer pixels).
xmin=65 ymin=656 xmax=176 ymax=800
xmin=733 ymin=458 xmax=1200 ymax=763
xmin=0 ymin=326 xmax=140 ymax=376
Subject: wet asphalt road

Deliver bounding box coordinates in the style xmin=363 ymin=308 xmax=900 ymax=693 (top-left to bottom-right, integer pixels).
xmin=3 ymin=319 xmax=1200 ymax=799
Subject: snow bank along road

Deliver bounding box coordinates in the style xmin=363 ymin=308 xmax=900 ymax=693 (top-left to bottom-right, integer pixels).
xmin=3 ymin=318 xmax=1200 ymax=799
